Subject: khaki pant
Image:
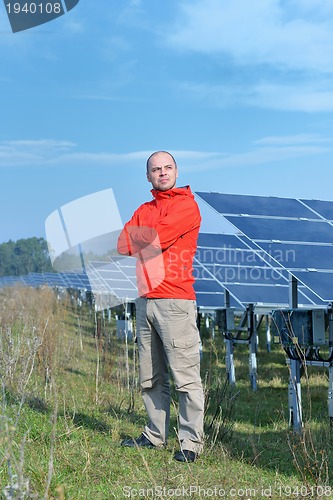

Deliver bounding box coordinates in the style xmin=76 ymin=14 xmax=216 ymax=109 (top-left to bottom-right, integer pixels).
xmin=135 ymin=297 xmax=204 ymax=453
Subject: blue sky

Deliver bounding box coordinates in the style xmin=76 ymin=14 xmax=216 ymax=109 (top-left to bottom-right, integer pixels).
xmin=1 ymin=0 xmax=333 ymax=244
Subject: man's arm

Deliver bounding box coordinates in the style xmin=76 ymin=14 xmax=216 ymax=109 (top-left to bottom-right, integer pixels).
xmin=117 ymin=208 xmax=161 ymax=258
xmin=117 ymin=197 xmax=201 ymax=257
xmin=117 ymin=211 xmax=139 ymax=256
xmin=150 ymin=197 xmax=201 ymax=251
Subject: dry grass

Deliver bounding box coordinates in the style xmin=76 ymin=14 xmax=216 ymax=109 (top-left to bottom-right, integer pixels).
xmin=0 ymin=286 xmax=332 ymax=498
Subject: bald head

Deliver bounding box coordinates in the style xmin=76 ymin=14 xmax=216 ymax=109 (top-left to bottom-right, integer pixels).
xmin=146 ymin=151 xmax=178 ymax=191
xmin=146 ymin=151 xmax=177 ymax=173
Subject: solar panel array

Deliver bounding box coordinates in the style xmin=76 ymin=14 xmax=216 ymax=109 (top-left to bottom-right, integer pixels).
xmin=0 ymin=271 xmax=91 ymax=290
xmin=196 ymin=192 xmax=333 ymax=308
xmin=0 ymin=257 xmax=138 ymax=310
xmin=2 ymin=192 xmax=333 ymax=311
xmin=86 ymin=257 xmax=137 ymax=302
xmin=193 ymin=231 xmax=296 ymax=310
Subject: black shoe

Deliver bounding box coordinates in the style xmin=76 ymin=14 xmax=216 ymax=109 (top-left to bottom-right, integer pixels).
xmin=173 ymin=450 xmax=197 ymax=463
xmin=121 ymin=433 xmax=155 ymax=448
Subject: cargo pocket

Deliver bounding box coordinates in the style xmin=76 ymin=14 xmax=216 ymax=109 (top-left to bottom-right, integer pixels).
xmin=172 ymin=336 xmax=199 ymax=349
xmin=172 ymin=335 xmax=200 ymax=366
xmin=171 ymin=335 xmax=201 ymax=389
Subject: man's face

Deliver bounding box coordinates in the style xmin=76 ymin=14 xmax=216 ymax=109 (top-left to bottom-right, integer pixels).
xmin=146 ymin=152 xmax=178 ymax=191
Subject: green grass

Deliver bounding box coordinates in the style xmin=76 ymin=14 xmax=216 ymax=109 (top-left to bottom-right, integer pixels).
xmin=0 ymin=287 xmax=332 ymax=499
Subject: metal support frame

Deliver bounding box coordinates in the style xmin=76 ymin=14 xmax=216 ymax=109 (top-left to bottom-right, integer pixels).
xmin=224 ymin=290 xmax=236 ymax=384
xmin=225 ymin=338 xmax=236 ymax=385
xmin=265 ymin=315 xmax=271 ymax=353
xmin=222 ymin=295 xmax=258 ymax=390
xmin=329 ymin=308 xmax=333 ymax=423
xmin=286 ymin=273 xmax=303 ymax=433
xmin=284 ymin=275 xmax=333 ymax=432
xmin=328 ymin=366 xmax=333 ymax=421
xmin=289 ymin=273 xmax=298 ymax=309
xmin=288 ymin=358 xmax=303 ymax=433
xmin=247 ymin=304 xmax=258 ymax=391
xmin=116 ymin=301 xmax=134 ymax=341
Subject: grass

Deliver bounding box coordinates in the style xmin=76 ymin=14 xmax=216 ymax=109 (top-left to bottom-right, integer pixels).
xmin=0 ymin=287 xmax=332 ymax=499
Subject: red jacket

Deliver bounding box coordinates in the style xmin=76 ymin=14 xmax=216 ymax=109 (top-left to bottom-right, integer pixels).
xmin=117 ymin=186 xmax=201 ymax=299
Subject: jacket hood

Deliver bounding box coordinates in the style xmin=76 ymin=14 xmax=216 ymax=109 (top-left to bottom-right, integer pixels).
xmin=151 ymin=185 xmax=194 ymax=200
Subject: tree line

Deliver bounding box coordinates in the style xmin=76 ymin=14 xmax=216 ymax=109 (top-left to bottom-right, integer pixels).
xmin=0 ymin=237 xmax=54 ymax=277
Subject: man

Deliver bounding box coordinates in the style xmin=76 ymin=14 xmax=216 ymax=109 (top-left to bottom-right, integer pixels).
xmin=117 ymin=151 xmax=204 ymax=462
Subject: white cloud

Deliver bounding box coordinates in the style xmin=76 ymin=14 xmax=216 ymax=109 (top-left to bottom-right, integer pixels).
xmin=0 ymin=137 xmax=330 ymax=171
xmin=176 ymin=80 xmax=333 ymax=112
xmin=0 ymin=140 xmax=152 ymax=167
xmin=250 ymin=83 xmax=333 ymax=112
xmin=0 ymin=140 xmax=225 ymax=169
xmin=166 ymin=0 xmax=333 ymax=74
xmin=163 ymin=0 xmax=333 ymax=112
xmin=211 ymin=144 xmax=330 ymax=169
xmin=0 ymin=139 xmax=76 ymax=166
xmin=172 ymin=134 xmax=333 ymax=172
xmin=254 ymin=134 xmax=332 ymax=146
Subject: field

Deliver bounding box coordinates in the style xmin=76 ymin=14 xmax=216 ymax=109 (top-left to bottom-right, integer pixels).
xmin=0 ymin=286 xmax=332 ymax=499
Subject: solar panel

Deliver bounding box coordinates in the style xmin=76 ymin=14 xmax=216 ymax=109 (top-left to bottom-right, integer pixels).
xmin=196 ymin=192 xmax=320 ymax=219
xmin=86 ymin=257 xmax=138 ymax=305
xmin=301 ymin=199 xmax=333 ymax=220
xmin=259 ymin=242 xmax=333 ymax=270
xmin=193 ymin=290 xmax=225 ymax=308
xmin=221 ymin=283 xmax=289 ymax=305
xmin=223 ymin=217 xmax=333 ymax=244
xmin=0 ymin=276 xmax=25 ymax=287
xmin=21 ymin=275 xmax=37 ymax=287
xmin=194 ymin=228 xmax=319 ymax=309
xmin=291 ymin=271 xmax=333 ymax=302
xmin=26 ymin=273 xmax=49 ymax=286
